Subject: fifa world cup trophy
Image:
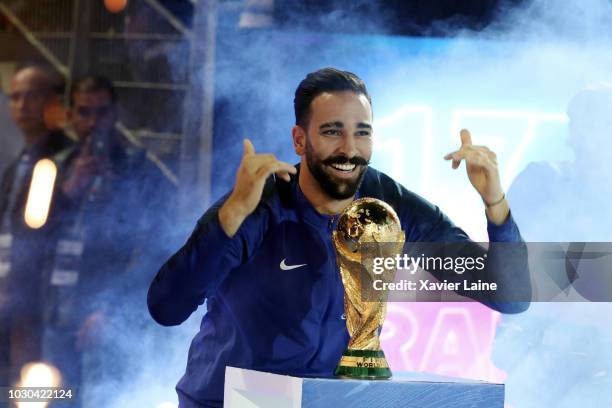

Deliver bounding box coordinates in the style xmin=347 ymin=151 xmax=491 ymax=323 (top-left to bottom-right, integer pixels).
xmin=332 ymin=197 xmax=405 ymax=379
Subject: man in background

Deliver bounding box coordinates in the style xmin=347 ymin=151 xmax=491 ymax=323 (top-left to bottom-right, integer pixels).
xmin=42 ymin=75 xmax=176 ymax=404
xmin=0 ymin=64 xmax=74 ymax=385
xmin=508 ymin=84 xmax=612 ymax=241
xmin=498 ymin=84 xmax=612 ymax=407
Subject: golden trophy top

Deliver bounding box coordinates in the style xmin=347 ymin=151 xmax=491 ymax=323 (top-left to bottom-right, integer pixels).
xmin=333 ymin=197 xmax=404 ymax=263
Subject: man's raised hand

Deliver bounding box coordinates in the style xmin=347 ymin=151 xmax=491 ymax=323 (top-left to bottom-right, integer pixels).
xmin=219 ymin=139 xmax=296 ymax=237
xmin=444 ymin=129 xmax=509 ymax=224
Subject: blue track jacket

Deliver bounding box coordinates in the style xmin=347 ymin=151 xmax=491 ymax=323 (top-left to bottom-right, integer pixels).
xmin=147 ymin=166 xmax=530 ymax=407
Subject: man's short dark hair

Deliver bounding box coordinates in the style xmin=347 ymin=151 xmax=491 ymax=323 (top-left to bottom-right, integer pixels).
xmin=294 ymin=67 xmax=371 ymax=128
xmin=70 ymin=75 xmax=117 ymax=106
xmin=13 ymin=62 xmax=64 ymax=95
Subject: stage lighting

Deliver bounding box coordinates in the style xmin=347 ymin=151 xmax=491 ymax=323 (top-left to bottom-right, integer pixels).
xmin=104 ymin=0 xmax=128 ymax=13
xmin=16 ymin=362 xmax=62 ymax=408
xmin=24 ymin=159 xmax=57 ymax=229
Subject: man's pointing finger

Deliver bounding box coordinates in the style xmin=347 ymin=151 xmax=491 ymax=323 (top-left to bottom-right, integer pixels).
xmin=460 ymin=129 xmax=472 ymax=146
xmin=243 ymin=138 xmax=256 ymax=157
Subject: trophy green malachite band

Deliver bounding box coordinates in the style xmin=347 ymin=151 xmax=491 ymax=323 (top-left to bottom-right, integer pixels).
xmin=334 ymin=349 xmax=392 ymax=379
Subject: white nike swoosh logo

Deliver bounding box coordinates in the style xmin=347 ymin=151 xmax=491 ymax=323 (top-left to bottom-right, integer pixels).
xmin=280 ymin=259 xmax=307 ymax=271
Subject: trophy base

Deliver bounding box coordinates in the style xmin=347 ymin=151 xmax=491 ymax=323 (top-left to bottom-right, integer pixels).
xmin=334 ymin=349 xmax=392 ymax=379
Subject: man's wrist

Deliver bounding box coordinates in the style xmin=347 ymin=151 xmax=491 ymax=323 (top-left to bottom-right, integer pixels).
xmin=485 ymin=198 xmax=510 ymax=225
xmin=483 ymin=193 xmax=505 ymax=208
xmin=218 ymin=196 xmax=248 ymax=238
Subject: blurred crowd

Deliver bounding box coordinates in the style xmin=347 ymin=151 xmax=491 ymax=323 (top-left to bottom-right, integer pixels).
xmin=0 ymin=63 xmax=176 ymax=406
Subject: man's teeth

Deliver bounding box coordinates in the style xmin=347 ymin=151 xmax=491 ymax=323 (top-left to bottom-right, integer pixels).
xmin=330 ymin=163 xmax=356 ymax=171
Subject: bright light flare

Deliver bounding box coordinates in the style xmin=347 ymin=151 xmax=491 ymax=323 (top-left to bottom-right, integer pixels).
xmin=16 ymin=362 xmax=62 ymax=408
xmin=24 ymin=159 xmax=57 ymax=229
xmin=104 ymin=0 xmax=128 ymax=13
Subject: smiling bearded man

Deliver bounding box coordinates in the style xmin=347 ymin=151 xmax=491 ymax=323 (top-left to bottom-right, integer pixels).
xmin=147 ymin=67 xmax=531 ymax=408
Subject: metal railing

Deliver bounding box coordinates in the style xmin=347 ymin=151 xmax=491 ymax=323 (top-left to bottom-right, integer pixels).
xmin=0 ymin=0 xmax=198 ymax=185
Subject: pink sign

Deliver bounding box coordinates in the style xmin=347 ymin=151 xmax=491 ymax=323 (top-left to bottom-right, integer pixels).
xmin=381 ymin=303 xmax=506 ymax=383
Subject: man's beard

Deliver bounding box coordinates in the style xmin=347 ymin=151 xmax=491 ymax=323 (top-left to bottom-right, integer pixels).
xmin=305 ymin=138 xmax=369 ymax=200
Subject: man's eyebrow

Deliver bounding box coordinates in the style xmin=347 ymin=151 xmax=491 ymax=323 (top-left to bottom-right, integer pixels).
xmin=319 ymin=121 xmax=344 ymax=129
xmin=357 ymin=123 xmax=372 ymax=130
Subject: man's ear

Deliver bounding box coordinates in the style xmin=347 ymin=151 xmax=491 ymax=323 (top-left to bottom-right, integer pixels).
xmin=292 ymin=125 xmax=306 ymax=156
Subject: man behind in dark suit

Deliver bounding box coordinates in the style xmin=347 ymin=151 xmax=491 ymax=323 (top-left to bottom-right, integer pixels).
xmin=0 ymin=63 xmax=74 ymax=385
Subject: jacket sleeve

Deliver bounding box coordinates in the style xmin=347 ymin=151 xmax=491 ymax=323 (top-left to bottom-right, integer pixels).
xmin=147 ymin=194 xmax=270 ymax=326
xmin=482 ymin=213 xmax=531 ymax=313
xmin=401 ymin=192 xmax=531 ymax=314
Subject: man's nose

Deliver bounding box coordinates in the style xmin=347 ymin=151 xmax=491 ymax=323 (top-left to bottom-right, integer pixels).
xmin=338 ymin=133 xmax=359 ymax=158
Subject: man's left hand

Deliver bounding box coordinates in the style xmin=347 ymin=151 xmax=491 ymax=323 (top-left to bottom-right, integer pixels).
xmin=444 ymin=129 xmax=509 ymax=224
